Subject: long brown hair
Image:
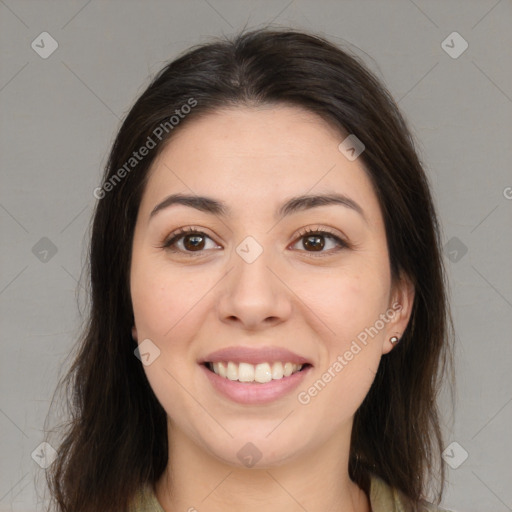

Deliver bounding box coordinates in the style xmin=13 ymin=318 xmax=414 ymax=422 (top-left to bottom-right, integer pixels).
xmin=45 ymin=27 xmax=453 ymax=511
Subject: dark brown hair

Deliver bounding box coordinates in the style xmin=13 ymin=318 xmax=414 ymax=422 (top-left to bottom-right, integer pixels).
xmin=45 ymin=27 xmax=453 ymax=511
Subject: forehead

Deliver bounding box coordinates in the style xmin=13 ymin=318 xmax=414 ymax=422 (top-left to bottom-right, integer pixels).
xmin=140 ymin=105 xmax=381 ymax=225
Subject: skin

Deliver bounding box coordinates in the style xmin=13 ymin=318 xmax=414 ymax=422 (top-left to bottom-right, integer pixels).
xmin=130 ymin=105 xmax=414 ymax=512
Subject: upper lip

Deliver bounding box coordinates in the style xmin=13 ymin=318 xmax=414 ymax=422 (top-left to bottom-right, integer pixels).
xmin=199 ymin=346 xmax=313 ymax=366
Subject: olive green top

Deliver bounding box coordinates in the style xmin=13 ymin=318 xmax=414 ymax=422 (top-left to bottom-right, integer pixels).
xmin=129 ymin=474 xmax=447 ymax=511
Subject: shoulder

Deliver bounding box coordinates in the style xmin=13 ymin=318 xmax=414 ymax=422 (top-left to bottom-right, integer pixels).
xmin=129 ymin=482 xmax=165 ymax=512
xmin=369 ymin=474 xmax=453 ymax=512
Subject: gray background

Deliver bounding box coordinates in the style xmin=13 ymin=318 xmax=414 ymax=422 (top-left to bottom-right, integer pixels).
xmin=1 ymin=1 xmax=511 ymax=511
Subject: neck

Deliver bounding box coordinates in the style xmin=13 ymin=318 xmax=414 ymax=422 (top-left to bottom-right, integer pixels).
xmin=155 ymin=419 xmax=370 ymax=512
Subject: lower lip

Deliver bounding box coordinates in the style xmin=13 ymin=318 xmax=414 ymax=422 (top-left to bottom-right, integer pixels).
xmin=200 ymin=364 xmax=312 ymax=405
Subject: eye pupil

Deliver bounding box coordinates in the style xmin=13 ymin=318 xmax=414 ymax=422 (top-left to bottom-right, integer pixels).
xmin=184 ymin=234 xmax=205 ymax=251
xmin=303 ymin=234 xmax=325 ymax=251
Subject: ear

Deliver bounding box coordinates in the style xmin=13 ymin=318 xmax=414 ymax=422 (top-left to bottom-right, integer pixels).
xmin=381 ymin=273 xmax=415 ymax=355
xmin=132 ymin=326 xmax=138 ymax=342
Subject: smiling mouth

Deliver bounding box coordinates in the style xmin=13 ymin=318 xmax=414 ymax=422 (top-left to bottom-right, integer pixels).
xmin=203 ymin=361 xmax=312 ymax=384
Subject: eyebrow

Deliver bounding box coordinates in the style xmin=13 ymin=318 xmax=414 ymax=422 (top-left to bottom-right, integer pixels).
xmin=149 ymin=192 xmax=366 ymax=222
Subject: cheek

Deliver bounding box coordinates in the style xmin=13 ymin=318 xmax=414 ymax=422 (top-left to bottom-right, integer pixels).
xmin=293 ymin=263 xmax=389 ymax=405
xmin=130 ymin=261 xmax=213 ymax=416
xmin=131 ymin=258 xmax=209 ymax=340
xmin=294 ymin=276 xmax=384 ymax=424
xmin=301 ymin=266 xmax=390 ymax=342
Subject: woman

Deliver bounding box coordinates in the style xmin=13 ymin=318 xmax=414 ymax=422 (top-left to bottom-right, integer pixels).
xmin=46 ymin=28 xmax=453 ymax=512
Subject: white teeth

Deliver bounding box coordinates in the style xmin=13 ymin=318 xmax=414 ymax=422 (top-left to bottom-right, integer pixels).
xmin=209 ymin=361 xmax=304 ymax=383
xmin=212 ymin=362 xmax=229 ymax=378
xmin=238 ymin=362 xmax=255 ymax=382
xmin=271 ymin=361 xmax=284 ymax=379
xmin=254 ymin=362 xmax=272 ymax=383
xmin=227 ymin=361 xmax=238 ymax=381
xmin=217 ymin=362 xmax=227 ymax=378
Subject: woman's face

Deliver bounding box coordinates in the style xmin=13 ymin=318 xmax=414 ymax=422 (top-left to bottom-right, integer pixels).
xmin=130 ymin=105 xmax=413 ymax=467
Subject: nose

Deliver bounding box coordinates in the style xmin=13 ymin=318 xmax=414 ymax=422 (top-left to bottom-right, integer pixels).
xmin=216 ymin=245 xmax=293 ymax=331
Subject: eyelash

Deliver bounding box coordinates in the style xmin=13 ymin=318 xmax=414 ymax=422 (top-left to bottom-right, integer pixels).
xmin=159 ymin=226 xmax=349 ymax=257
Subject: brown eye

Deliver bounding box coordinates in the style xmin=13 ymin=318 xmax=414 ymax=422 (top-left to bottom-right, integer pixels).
xmin=162 ymin=228 xmax=220 ymax=255
xmin=182 ymin=233 xmax=206 ymax=251
xmin=302 ymin=234 xmax=325 ymax=251
xmin=291 ymin=228 xmax=347 ymax=255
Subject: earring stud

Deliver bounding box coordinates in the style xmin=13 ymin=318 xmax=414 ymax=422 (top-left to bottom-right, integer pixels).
xmin=390 ymin=336 xmax=400 ymax=345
